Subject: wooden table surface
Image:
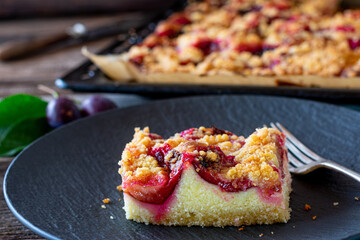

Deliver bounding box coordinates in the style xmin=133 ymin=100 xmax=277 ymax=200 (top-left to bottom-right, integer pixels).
xmin=0 ymin=14 xmax=136 ymax=239
xmin=2 ymin=13 xmax=360 ymax=240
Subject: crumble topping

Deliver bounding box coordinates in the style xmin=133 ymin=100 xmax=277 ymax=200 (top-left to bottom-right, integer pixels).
xmin=124 ymin=0 xmax=360 ymax=78
xmin=119 ymin=126 xmax=286 ymax=195
xmin=119 ymin=127 xmax=164 ymax=181
xmin=226 ymin=128 xmax=281 ymax=188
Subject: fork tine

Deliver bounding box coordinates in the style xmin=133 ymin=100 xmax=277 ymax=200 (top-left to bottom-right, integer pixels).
xmin=269 ymin=122 xmax=279 ymax=131
xmin=270 ymin=123 xmax=360 ymax=181
xmin=288 ymin=165 xmax=296 ymax=172
xmin=284 ymin=140 xmax=314 ymax=164
xmin=270 ymin=123 xmax=306 ymax=168
xmin=288 ymin=153 xmax=304 ymax=168
xmin=271 ymin=122 xmax=315 ymax=164
xmin=275 ymin=122 xmax=323 ymax=162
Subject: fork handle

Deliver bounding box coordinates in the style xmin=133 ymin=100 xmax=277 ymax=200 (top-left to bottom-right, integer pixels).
xmin=321 ymin=161 xmax=360 ymax=183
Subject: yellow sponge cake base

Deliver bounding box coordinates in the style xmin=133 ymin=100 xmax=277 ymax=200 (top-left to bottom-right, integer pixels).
xmin=123 ymin=162 xmax=291 ymax=227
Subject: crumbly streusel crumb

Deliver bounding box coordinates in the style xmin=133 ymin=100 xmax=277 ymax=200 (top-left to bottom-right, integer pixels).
xmin=119 ymin=125 xmax=291 ymax=226
xmin=119 ymin=126 xmax=284 ymax=192
xmin=226 ymin=128 xmax=282 ymax=188
xmin=122 ymin=0 xmax=360 ymax=78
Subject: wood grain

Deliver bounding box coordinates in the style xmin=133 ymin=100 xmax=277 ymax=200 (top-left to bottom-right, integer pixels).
xmin=4 ymin=95 xmax=360 ymax=239
xmin=0 ymin=158 xmax=46 ymax=239
xmin=0 ymin=0 xmax=174 ymax=17
xmin=0 ymin=14 xmax=134 ymax=239
xmin=0 ymin=15 xmax=125 ymax=98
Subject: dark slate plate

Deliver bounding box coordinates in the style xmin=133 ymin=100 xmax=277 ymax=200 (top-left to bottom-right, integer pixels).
xmin=4 ymin=95 xmax=360 ymax=240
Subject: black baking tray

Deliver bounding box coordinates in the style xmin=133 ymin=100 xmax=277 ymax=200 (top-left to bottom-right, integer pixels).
xmin=56 ymin=0 xmax=360 ymax=104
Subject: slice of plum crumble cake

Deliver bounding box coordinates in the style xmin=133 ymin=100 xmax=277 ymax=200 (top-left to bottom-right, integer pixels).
xmin=118 ymin=126 xmax=291 ymax=227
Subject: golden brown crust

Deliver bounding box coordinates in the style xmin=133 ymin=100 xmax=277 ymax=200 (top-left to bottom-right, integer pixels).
xmin=85 ymin=0 xmax=360 ymax=87
xmin=119 ymin=127 xmax=284 ymax=190
xmin=83 ymin=49 xmax=360 ymax=89
xmin=227 ymin=128 xmax=281 ymax=188
xmin=119 ymin=127 xmax=165 ymax=182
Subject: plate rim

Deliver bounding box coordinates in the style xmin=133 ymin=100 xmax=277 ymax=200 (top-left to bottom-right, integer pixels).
xmin=3 ymin=94 xmax=360 ymax=239
xmin=3 ymin=152 xmax=61 ymax=240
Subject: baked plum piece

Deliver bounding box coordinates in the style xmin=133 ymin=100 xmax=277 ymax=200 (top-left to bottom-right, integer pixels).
xmin=119 ymin=126 xmax=291 ymax=226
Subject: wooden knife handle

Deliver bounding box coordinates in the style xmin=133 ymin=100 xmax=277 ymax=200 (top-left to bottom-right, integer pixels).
xmin=0 ymin=32 xmax=69 ymax=60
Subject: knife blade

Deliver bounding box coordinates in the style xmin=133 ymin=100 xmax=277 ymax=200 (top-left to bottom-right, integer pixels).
xmin=0 ymin=12 xmax=158 ymax=61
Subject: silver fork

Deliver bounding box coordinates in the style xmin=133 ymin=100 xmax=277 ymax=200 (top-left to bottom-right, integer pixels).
xmin=270 ymin=122 xmax=360 ymax=183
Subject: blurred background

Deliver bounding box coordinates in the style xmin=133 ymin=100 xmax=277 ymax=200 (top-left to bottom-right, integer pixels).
xmin=1 ymin=1 xmax=360 ymax=239
xmin=0 ymin=1 xmax=173 ymax=238
xmin=0 ymin=0 xmax=180 ymax=97
xmin=0 ymin=0 xmax=176 ymax=17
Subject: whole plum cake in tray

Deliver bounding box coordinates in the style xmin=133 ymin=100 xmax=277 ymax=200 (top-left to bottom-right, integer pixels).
xmin=118 ymin=126 xmax=291 ymax=226
xmin=84 ymin=0 xmax=360 ymax=88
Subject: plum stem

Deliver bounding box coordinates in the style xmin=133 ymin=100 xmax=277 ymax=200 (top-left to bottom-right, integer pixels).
xmin=37 ymin=85 xmax=59 ymax=99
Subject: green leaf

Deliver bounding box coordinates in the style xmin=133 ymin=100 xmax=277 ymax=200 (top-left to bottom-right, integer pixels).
xmin=0 ymin=94 xmax=47 ymax=128
xmin=0 ymin=117 xmax=52 ymax=157
xmin=0 ymin=94 xmax=47 ymax=142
